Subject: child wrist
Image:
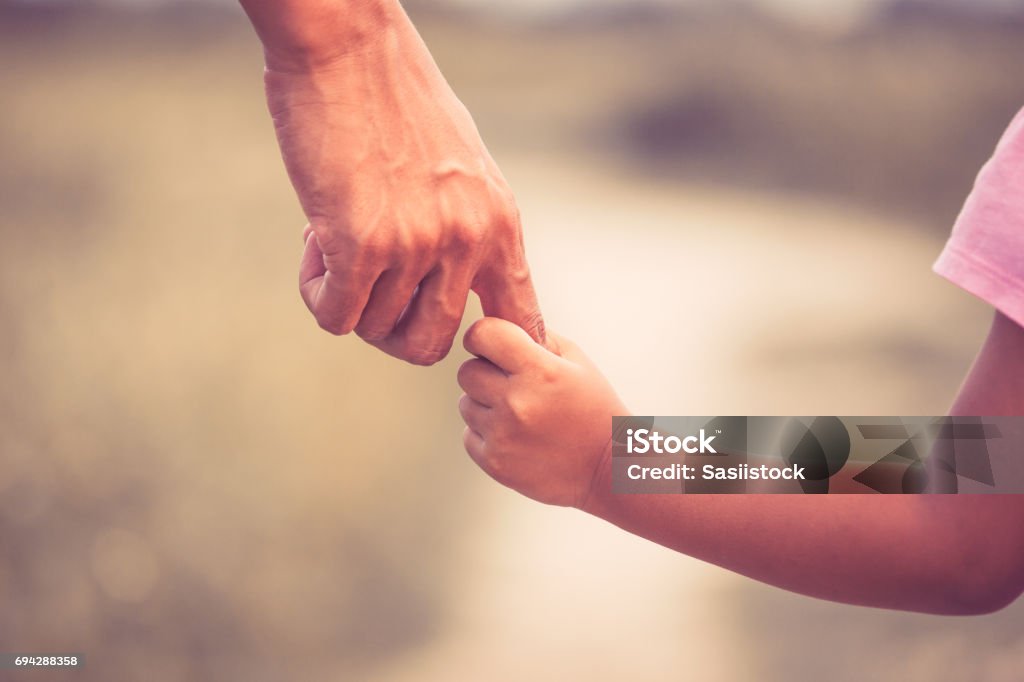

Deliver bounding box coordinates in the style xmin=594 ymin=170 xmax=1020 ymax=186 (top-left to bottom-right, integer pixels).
xmin=577 ymin=436 xmax=616 ymax=515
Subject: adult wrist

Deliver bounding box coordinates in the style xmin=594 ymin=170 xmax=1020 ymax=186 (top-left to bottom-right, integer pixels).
xmin=248 ymin=0 xmax=405 ymax=74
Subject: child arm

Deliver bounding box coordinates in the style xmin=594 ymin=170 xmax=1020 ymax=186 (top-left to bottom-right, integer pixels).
xmin=457 ymin=314 xmax=1024 ymax=615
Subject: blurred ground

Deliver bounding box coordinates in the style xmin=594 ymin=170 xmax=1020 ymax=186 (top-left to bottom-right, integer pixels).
xmin=2 ymin=3 xmax=1024 ymax=681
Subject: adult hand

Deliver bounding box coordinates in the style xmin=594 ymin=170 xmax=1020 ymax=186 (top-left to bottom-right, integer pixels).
xmin=243 ymin=0 xmax=546 ymax=365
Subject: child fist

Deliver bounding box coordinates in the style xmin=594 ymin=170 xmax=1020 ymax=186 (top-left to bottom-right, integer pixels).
xmin=457 ymin=318 xmax=628 ymax=508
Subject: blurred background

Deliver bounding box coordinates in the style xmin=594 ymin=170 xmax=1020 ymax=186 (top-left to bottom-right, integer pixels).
xmin=2 ymin=0 xmax=1024 ymax=679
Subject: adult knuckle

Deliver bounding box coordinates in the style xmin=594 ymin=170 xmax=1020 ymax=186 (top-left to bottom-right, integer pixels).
xmin=492 ymin=200 xmax=521 ymax=237
xmin=316 ymin=314 xmax=348 ymax=336
xmin=403 ymin=224 xmax=439 ymax=256
xmin=441 ymin=300 xmax=466 ymax=330
xmin=394 ymin=227 xmax=414 ymax=254
xmin=311 ymin=223 xmax=341 ymax=254
xmin=355 ymin=323 xmax=392 ymax=342
xmin=450 ymin=219 xmax=486 ymax=254
xmin=497 ymin=190 xmax=521 ymax=227
xmin=405 ymin=343 xmax=451 ymax=366
xmin=423 ymin=287 xmax=466 ymax=330
xmin=356 ymin=231 xmax=389 ymax=263
xmin=509 ymin=259 xmax=533 ymax=284
xmin=407 ymin=351 xmax=443 ymax=367
xmin=519 ymin=310 xmax=546 ymax=342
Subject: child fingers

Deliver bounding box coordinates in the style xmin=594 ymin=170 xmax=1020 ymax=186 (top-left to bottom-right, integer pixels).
xmin=463 ymin=427 xmax=512 ymax=490
xmin=462 ymin=426 xmax=487 ymax=465
xmin=458 ymin=393 xmax=493 ymax=435
xmin=463 ymin=317 xmax=544 ymax=374
xmin=457 ymin=358 xmax=506 ymax=406
xmin=544 ymin=331 xmax=594 ymax=367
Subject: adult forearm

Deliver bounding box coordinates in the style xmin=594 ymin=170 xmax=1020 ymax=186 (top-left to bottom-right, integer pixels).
xmin=238 ymin=0 xmax=404 ymax=70
xmin=239 ymin=0 xmax=545 ymax=361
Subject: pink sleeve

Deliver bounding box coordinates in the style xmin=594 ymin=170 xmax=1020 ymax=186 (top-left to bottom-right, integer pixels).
xmin=934 ymin=107 xmax=1024 ymax=329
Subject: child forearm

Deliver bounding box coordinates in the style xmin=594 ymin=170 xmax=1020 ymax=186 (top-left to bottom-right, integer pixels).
xmin=458 ymin=315 xmax=1024 ymax=614
xmin=583 ymin=484 xmax=1024 ymax=614
xmin=582 ymin=313 xmax=1024 ymax=614
xmin=950 ymin=312 xmax=1024 ymax=416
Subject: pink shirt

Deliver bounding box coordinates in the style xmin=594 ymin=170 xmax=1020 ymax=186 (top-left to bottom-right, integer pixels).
xmin=935 ymin=107 xmax=1024 ymax=328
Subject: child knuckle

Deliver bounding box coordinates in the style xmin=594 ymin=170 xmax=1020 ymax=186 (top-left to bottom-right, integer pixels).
xmin=505 ymin=394 xmax=533 ymax=426
xmin=456 ymin=361 xmax=478 ymax=390
xmin=537 ymin=364 xmax=560 ymax=385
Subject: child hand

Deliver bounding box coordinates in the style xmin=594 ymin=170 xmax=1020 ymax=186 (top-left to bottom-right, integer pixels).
xmin=457 ymin=318 xmax=628 ymax=508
